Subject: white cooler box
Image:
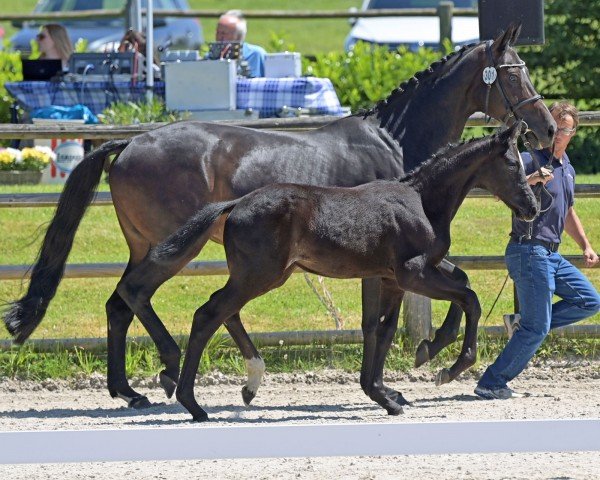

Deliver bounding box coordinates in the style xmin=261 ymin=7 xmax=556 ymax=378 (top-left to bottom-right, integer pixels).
xmin=264 ymin=52 xmax=302 ymax=78
xmin=164 ymin=60 xmax=237 ymax=111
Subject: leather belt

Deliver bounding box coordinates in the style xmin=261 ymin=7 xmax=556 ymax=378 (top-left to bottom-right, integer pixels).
xmin=509 ymin=234 xmax=559 ymax=253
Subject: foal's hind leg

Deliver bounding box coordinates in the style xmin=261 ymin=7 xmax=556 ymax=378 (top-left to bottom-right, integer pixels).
xmin=223 ymin=314 xmax=265 ymax=406
xmin=415 ymin=258 xmax=470 ymax=367
xmin=361 ymin=279 xmax=408 ymax=415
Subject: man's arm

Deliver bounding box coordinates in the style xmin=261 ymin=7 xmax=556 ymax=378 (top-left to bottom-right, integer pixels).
xmin=565 ymin=207 xmax=599 ymax=267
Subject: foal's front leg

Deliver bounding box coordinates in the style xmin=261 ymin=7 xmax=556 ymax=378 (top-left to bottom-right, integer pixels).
xmin=415 ymin=258 xmax=470 ymax=367
xmin=397 ymin=263 xmax=481 ymax=385
xmin=360 ymin=278 xmax=410 ymax=412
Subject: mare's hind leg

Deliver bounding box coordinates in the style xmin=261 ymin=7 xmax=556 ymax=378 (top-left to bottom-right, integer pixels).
xmin=397 ymin=262 xmax=480 ymax=385
xmin=361 ymin=279 xmax=407 ymax=415
xmin=106 ymin=285 xmax=153 ymax=408
xmin=415 ymin=258 xmax=470 ymax=367
xmin=223 ymin=314 xmax=265 ymax=406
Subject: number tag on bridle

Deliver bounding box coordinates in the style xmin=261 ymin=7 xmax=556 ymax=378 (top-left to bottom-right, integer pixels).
xmin=482 ymin=67 xmax=497 ymax=85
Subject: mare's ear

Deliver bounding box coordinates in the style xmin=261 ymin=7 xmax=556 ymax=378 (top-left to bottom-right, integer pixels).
xmin=492 ymin=22 xmax=520 ymax=55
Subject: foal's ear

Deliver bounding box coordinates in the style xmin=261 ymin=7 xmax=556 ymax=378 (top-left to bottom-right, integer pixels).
xmin=492 ymin=22 xmax=521 ymax=54
xmin=507 ymin=120 xmax=524 ymax=144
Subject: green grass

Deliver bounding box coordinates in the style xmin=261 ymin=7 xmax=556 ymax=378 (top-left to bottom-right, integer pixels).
xmin=1 ymin=175 xmax=599 ymax=343
xmin=0 ymin=0 xmax=362 ymax=55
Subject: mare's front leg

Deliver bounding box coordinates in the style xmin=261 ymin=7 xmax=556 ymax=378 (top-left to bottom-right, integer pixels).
xmin=398 ymin=261 xmax=481 ymax=385
xmin=415 ymin=258 xmax=470 ymax=367
xmin=361 ymin=278 xmax=407 ymax=415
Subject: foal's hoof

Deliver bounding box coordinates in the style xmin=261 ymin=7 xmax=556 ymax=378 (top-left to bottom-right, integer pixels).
xmin=435 ymin=368 xmax=451 ymax=386
xmin=159 ymin=371 xmax=178 ymax=399
xmin=129 ymin=395 xmax=153 ymax=409
xmin=384 ymin=388 xmax=412 ymax=406
xmin=241 ymin=386 xmax=256 ymax=406
xmin=414 ymin=340 xmax=430 ymax=368
xmin=191 ymin=412 xmax=209 ymax=422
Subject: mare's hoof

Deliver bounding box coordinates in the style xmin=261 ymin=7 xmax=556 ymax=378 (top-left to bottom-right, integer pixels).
xmin=435 ymin=368 xmax=451 ymax=386
xmin=129 ymin=395 xmax=153 ymax=409
xmin=159 ymin=371 xmax=177 ymax=399
xmin=414 ymin=340 xmax=430 ymax=368
xmin=241 ymin=386 xmax=256 ymax=406
xmin=191 ymin=412 xmax=209 ymax=422
xmin=385 ymin=403 xmax=404 ymax=416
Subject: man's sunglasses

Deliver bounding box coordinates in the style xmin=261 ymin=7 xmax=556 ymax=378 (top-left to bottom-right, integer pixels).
xmin=557 ymin=127 xmax=576 ymax=136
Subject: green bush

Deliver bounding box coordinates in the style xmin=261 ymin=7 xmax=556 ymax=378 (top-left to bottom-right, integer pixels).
xmin=100 ymin=98 xmax=188 ymax=125
xmin=0 ymin=49 xmax=24 ymax=126
xmin=521 ymin=0 xmax=600 ymax=173
xmin=305 ymin=42 xmax=441 ymax=112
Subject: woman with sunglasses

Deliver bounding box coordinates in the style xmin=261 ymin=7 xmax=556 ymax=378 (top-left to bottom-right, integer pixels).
xmin=475 ymin=101 xmax=600 ymax=400
xmin=36 ymin=24 xmax=73 ymax=70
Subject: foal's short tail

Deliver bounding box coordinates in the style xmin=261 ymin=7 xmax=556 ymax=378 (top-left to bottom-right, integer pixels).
xmin=150 ymin=200 xmax=241 ymax=265
xmin=3 ymin=139 xmax=131 ymax=344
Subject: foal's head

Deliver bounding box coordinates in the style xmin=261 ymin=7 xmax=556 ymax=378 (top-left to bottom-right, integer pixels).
xmin=475 ymin=121 xmax=538 ymax=221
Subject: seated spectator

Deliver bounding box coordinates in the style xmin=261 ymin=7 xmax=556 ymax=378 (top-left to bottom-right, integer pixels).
xmin=216 ymin=10 xmax=266 ymax=78
xmin=36 ymin=24 xmax=73 ymax=70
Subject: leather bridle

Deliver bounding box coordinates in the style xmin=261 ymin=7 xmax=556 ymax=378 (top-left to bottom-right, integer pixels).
xmin=483 ymin=40 xmax=543 ymax=126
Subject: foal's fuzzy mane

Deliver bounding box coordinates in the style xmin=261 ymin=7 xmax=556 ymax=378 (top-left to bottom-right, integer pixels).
xmin=356 ymin=42 xmax=478 ymax=120
xmin=398 ymin=131 xmax=504 ymax=183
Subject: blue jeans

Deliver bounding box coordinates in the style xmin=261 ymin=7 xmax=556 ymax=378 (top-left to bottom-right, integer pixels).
xmin=478 ymin=242 xmax=600 ymax=389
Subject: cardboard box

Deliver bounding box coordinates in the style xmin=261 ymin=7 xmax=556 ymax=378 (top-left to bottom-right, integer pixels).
xmin=264 ymin=52 xmax=302 ymax=78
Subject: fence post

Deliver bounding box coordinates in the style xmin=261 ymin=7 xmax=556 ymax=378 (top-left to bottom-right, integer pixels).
xmin=402 ymin=292 xmax=432 ymax=344
xmin=438 ymin=1 xmax=454 ymax=50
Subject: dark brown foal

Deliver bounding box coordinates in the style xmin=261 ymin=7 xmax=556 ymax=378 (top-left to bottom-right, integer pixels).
xmin=117 ymin=121 xmax=537 ymax=421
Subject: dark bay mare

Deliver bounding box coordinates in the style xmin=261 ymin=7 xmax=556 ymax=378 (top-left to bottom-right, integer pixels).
xmin=4 ymin=24 xmax=555 ymax=408
xmin=118 ymin=122 xmax=537 ymax=421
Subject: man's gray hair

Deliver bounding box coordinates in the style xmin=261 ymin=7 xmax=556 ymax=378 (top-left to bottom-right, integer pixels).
xmin=221 ymin=9 xmax=247 ymax=41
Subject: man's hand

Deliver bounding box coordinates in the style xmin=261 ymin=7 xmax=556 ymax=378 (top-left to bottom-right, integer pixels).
xmin=527 ymin=168 xmax=554 ymax=186
xmin=583 ymin=247 xmax=599 ymax=268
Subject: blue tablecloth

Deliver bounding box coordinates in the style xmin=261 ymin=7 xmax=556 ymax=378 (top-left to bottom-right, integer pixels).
xmin=5 ymin=78 xmax=344 ymax=119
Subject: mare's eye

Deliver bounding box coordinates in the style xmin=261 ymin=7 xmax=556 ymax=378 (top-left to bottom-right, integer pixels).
xmin=509 ymin=74 xmax=518 ymax=82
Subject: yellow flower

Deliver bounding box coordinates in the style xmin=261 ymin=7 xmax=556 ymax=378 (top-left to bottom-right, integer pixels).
xmin=0 ymin=150 xmax=16 ymax=171
xmin=15 ymin=147 xmax=51 ymax=171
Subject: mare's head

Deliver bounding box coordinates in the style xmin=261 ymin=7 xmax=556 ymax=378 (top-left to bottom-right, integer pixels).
xmin=475 ymin=121 xmax=538 ymax=221
xmin=474 ymin=23 xmax=556 ymax=148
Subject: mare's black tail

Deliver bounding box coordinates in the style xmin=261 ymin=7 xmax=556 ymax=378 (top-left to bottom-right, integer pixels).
xmin=3 ymin=139 xmax=131 ymax=344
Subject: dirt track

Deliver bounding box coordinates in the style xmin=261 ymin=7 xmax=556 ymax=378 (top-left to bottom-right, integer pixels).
xmin=0 ymin=360 xmax=599 ymax=479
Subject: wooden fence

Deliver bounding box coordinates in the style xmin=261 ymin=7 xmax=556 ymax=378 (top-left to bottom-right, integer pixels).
xmin=2 ymin=113 xmax=600 ymax=348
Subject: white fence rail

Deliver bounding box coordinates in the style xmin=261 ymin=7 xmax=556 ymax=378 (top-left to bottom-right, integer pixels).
xmin=0 ymin=419 xmax=598 ymax=464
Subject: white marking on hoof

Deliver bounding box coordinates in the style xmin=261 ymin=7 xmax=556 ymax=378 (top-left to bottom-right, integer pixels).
xmin=245 ymin=356 xmax=265 ymax=395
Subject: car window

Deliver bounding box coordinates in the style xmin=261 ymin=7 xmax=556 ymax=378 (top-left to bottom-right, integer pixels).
xmin=368 ymin=0 xmax=476 ymax=8
xmin=35 ymin=0 xmax=181 ymax=12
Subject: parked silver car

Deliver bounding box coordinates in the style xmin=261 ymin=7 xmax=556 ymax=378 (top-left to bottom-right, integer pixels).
xmin=345 ymin=0 xmax=479 ymax=51
xmin=10 ymin=0 xmax=203 ymax=55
